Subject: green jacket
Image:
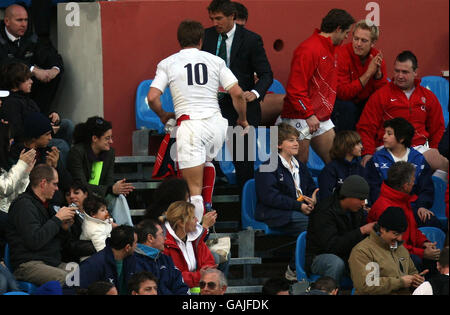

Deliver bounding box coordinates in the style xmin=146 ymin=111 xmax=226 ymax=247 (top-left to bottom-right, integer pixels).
xmin=67 ymin=143 xmax=115 ymax=197
xmin=349 ymin=229 xmax=418 ymax=295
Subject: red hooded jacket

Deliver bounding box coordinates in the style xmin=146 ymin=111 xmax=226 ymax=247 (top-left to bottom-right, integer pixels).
xmin=368 ymin=182 xmax=428 ymax=258
xmin=336 ymin=43 xmax=388 ymax=103
xmin=281 ymin=29 xmax=338 ymax=121
xmin=357 ymin=80 xmax=445 ymax=155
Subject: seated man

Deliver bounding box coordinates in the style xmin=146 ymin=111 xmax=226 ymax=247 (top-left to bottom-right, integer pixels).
xmin=6 ymin=164 xmax=76 ymax=286
xmin=357 ymin=50 xmax=447 ymax=173
xmin=368 ymin=161 xmax=441 ymax=274
xmin=349 ymin=207 xmax=426 ymax=295
xmin=0 ymin=4 xmax=63 ymax=114
xmin=255 ymin=123 xmax=318 ymax=280
xmin=413 ymin=247 xmax=449 ymax=295
xmin=147 ymin=20 xmax=247 ymax=221
xmin=305 ymin=175 xmax=375 ymax=284
xmin=77 ymin=225 xmax=137 ymax=295
xmin=300 ymin=276 xmax=339 ymax=295
xmin=199 ymin=268 xmax=227 ymax=296
xmin=128 ymin=271 xmax=159 ymax=295
xmin=365 ymin=117 xmax=443 ymax=230
xmin=332 ymin=19 xmax=387 ymax=132
xmin=134 ymin=219 xmax=190 ymax=295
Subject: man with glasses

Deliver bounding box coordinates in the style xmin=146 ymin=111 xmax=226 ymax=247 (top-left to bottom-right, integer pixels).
xmin=6 ymin=164 xmax=77 ymax=286
xmin=199 ymin=268 xmax=227 ymax=295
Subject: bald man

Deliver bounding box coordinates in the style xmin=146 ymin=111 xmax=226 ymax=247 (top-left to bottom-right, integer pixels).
xmin=0 ymin=4 xmax=64 ymax=114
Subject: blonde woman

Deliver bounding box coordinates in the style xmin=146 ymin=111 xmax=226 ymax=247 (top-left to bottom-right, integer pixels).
xmin=162 ymin=201 xmax=216 ymax=289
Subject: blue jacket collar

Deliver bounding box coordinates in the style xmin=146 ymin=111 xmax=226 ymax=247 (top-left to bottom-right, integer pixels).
xmin=135 ymin=243 xmax=160 ymax=259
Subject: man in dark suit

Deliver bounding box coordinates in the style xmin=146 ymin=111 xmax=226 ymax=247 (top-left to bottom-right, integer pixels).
xmin=202 ymin=0 xmax=273 ymax=190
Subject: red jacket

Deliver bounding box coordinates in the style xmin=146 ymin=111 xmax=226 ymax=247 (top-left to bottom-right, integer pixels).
xmin=336 ymin=43 xmax=388 ymax=103
xmin=357 ymin=80 xmax=445 ymax=155
xmin=281 ymin=29 xmax=338 ymax=121
xmin=368 ymin=182 xmax=428 ymax=258
xmin=163 ymin=225 xmax=215 ymax=288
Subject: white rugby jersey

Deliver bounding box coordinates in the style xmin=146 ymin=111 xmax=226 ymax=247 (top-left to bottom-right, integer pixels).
xmin=151 ymin=48 xmax=238 ymax=119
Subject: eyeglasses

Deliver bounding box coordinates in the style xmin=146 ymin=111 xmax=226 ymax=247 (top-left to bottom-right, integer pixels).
xmin=96 ymin=118 xmax=104 ymax=125
xmin=199 ymin=281 xmax=218 ymax=290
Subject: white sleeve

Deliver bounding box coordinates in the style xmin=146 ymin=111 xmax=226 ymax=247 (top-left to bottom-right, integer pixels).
xmin=0 ymin=160 xmax=29 ymax=197
xmin=412 ymin=281 xmax=433 ymax=295
xmin=150 ymin=60 xmax=169 ymax=93
xmin=219 ymin=60 xmax=238 ymax=91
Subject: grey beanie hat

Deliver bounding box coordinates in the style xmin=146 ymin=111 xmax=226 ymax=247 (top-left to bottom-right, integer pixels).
xmin=339 ymin=175 xmax=370 ymax=199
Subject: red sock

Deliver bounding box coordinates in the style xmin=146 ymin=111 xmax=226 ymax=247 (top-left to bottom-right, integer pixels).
xmin=202 ymin=162 xmax=216 ymax=211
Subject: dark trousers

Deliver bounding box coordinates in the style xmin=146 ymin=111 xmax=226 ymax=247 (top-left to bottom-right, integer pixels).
xmin=30 ymin=73 xmax=62 ymax=114
xmin=331 ymin=99 xmax=366 ymax=133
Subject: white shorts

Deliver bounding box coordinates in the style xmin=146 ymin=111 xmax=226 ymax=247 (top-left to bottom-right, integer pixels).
xmin=279 ymin=118 xmax=335 ymax=140
xmin=176 ymin=115 xmax=228 ymax=169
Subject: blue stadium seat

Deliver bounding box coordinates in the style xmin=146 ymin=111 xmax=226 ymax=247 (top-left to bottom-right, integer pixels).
xmin=430 ymin=176 xmax=448 ymax=228
xmin=295 ymin=231 xmax=353 ymax=288
xmin=3 ymin=291 xmax=29 ymax=295
xmin=307 ymin=147 xmax=325 ymax=177
xmin=419 ymin=227 xmax=446 ymax=250
xmin=267 ymin=79 xmax=286 ymax=94
xmin=135 ymin=79 xmax=174 ymax=134
xmin=4 ymin=244 xmax=37 ymax=294
xmin=420 ymin=76 xmax=449 ymax=126
xmin=241 ymin=179 xmax=286 ymax=235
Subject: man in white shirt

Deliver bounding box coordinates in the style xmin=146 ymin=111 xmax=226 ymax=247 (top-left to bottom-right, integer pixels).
xmin=147 ymin=20 xmax=248 ymax=221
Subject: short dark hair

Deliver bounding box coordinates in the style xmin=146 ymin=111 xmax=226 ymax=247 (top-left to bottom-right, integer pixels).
xmin=0 ymin=62 xmax=31 ymax=91
xmin=262 ymin=278 xmax=290 ymax=295
xmin=310 ymin=276 xmax=338 ymax=293
xmin=110 ymin=225 xmax=135 ymax=250
xmin=207 ymin=0 xmax=236 ymax=17
xmin=83 ymin=194 xmax=108 ymax=217
xmin=439 ymin=247 xmax=449 ymax=268
xmin=396 ymin=50 xmax=418 ymax=71
xmin=128 ymin=271 xmax=158 ymax=295
xmin=135 ymin=219 xmax=161 ymax=244
xmin=177 ymin=20 xmax=204 ymax=48
xmin=383 ymin=118 xmax=415 ymax=148
xmin=68 ymin=181 xmax=89 ymax=195
xmin=30 ymin=164 xmax=56 ymax=187
xmin=320 ymin=8 xmax=355 ymax=33
xmin=385 ymin=161 xmax=416 ymax=191
xmin=232 ymin=1 xmax=248 ymax=21
xmin=86 ymin=281 xmax=116 ymax=295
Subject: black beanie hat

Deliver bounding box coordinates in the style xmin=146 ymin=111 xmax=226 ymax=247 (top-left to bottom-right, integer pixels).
xmin=339 ymin=175 xmax=370 ymax=200
xmin=378 ymin=207 xmax=408 ymax=233
xmin=24 ymin=112 xmax=52 ymax=140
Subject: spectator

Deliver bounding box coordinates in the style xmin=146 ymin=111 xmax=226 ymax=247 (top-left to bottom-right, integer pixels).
xmin=367 ymin=161 xmax=441 ymax=274
xmin=128 ymin=271 xmax=158 ymax=295
xmin=0 ymin=62 xmax=74 ymax=164
xmin=305 ymin=175 xmax=375 ymax=284
xmin=318 ymin=130 xmax=365 ymax=202
xmin=0 ymin=4 xmax=64 ymax=114
xmin=79 ymin=194 xmax=117 ymax=260
xmin=77 ymin=281 xmax=118 ymax=296
xmin=413 ymin=247 xmax=449 ymax=295
xmin=365 ymin=118 xmax=443 ymax=230
xmin=300 ymin=276 xmax=339 ymax=295
xmin=232 ymin=1 xmax=248 ymax=26
xmin=162 ymin=201 xmax=216 ymax=291
xmin=202 ymin=0 xmax=273 ymax=190
xmin=67 ymin=116 xmax=134 ymax=226
xmin=134 ymin=219 xmax=190 ymax=295
xmin=262 ymin=278 xmax=290 ymax=295
xmin=349 ymin=207 xmax=425 ymax=295
xmin=357 ymin=51 xmax=447 ymax=173
xmin=6 ymin=163 xmax=77 ymax=286
xmin=332 ymin=20 xmax=387 ymax=132
xmin=254 ymin=123 xmax=318 ymax=280
xmin=280 ymin=9 xmax=355 ymax=165
xmin=199 ymin=268 xmax=227 ymax=295
xmin=77 ymin=225 xmax=137 ymax=295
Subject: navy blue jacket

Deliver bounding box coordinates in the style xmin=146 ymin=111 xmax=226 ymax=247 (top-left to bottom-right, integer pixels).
xmin=78 ymin=240 xmax=137 ymax=294
xmin=255 ymin=155 xmax=317 ymax=227
xmin=365 ymin=147 xmax=434 ymax=211
xmin=134 ymin=243 xmax=190 ymax=295
xmin=318 ymin=158 xmax=366 ymax=202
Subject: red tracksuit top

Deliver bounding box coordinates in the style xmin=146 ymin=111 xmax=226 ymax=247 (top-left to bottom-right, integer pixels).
xmin=368 ymin=183 xmax=429 ymax=258
xmin=336 ymin=43 xmax=388 ymax=103
xmin=357 ymin=79 xmax=445 ymax=155
xmin=281 ymin=29 xmax=338 ymax=121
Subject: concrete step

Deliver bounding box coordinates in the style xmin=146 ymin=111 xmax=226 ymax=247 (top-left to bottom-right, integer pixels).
xmin=229 ymin=257 xmax=262 ymax=265
xmin=225 ymin=285 xmax=263 ymax=294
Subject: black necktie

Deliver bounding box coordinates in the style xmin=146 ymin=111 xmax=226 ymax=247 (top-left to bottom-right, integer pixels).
xmin=13 ymin=39 xmax=19 ymax=47
xmin=218 ymin=33 xmax=228 ymax=63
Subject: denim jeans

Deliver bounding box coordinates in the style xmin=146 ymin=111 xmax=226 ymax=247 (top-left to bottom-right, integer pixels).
xmin=310 ymin=254 xmax=347 ymax=284
xmin=0 ymin=263 xmax=20 ymax=294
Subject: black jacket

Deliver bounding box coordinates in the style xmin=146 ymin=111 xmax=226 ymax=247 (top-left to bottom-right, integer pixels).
xmin=305 ymin=189 xmax=366 ymax=273
xmin=6 ymin=189 xmax=70 ymax=270
xmin=0 ymin=21 xmax=63 ymax=71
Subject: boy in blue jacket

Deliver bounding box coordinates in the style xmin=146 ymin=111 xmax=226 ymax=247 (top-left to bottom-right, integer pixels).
xmin=255 ymin=123 xmax=318 ymax=280
xmin=365 ymin=117 xmax=444 ymax=230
